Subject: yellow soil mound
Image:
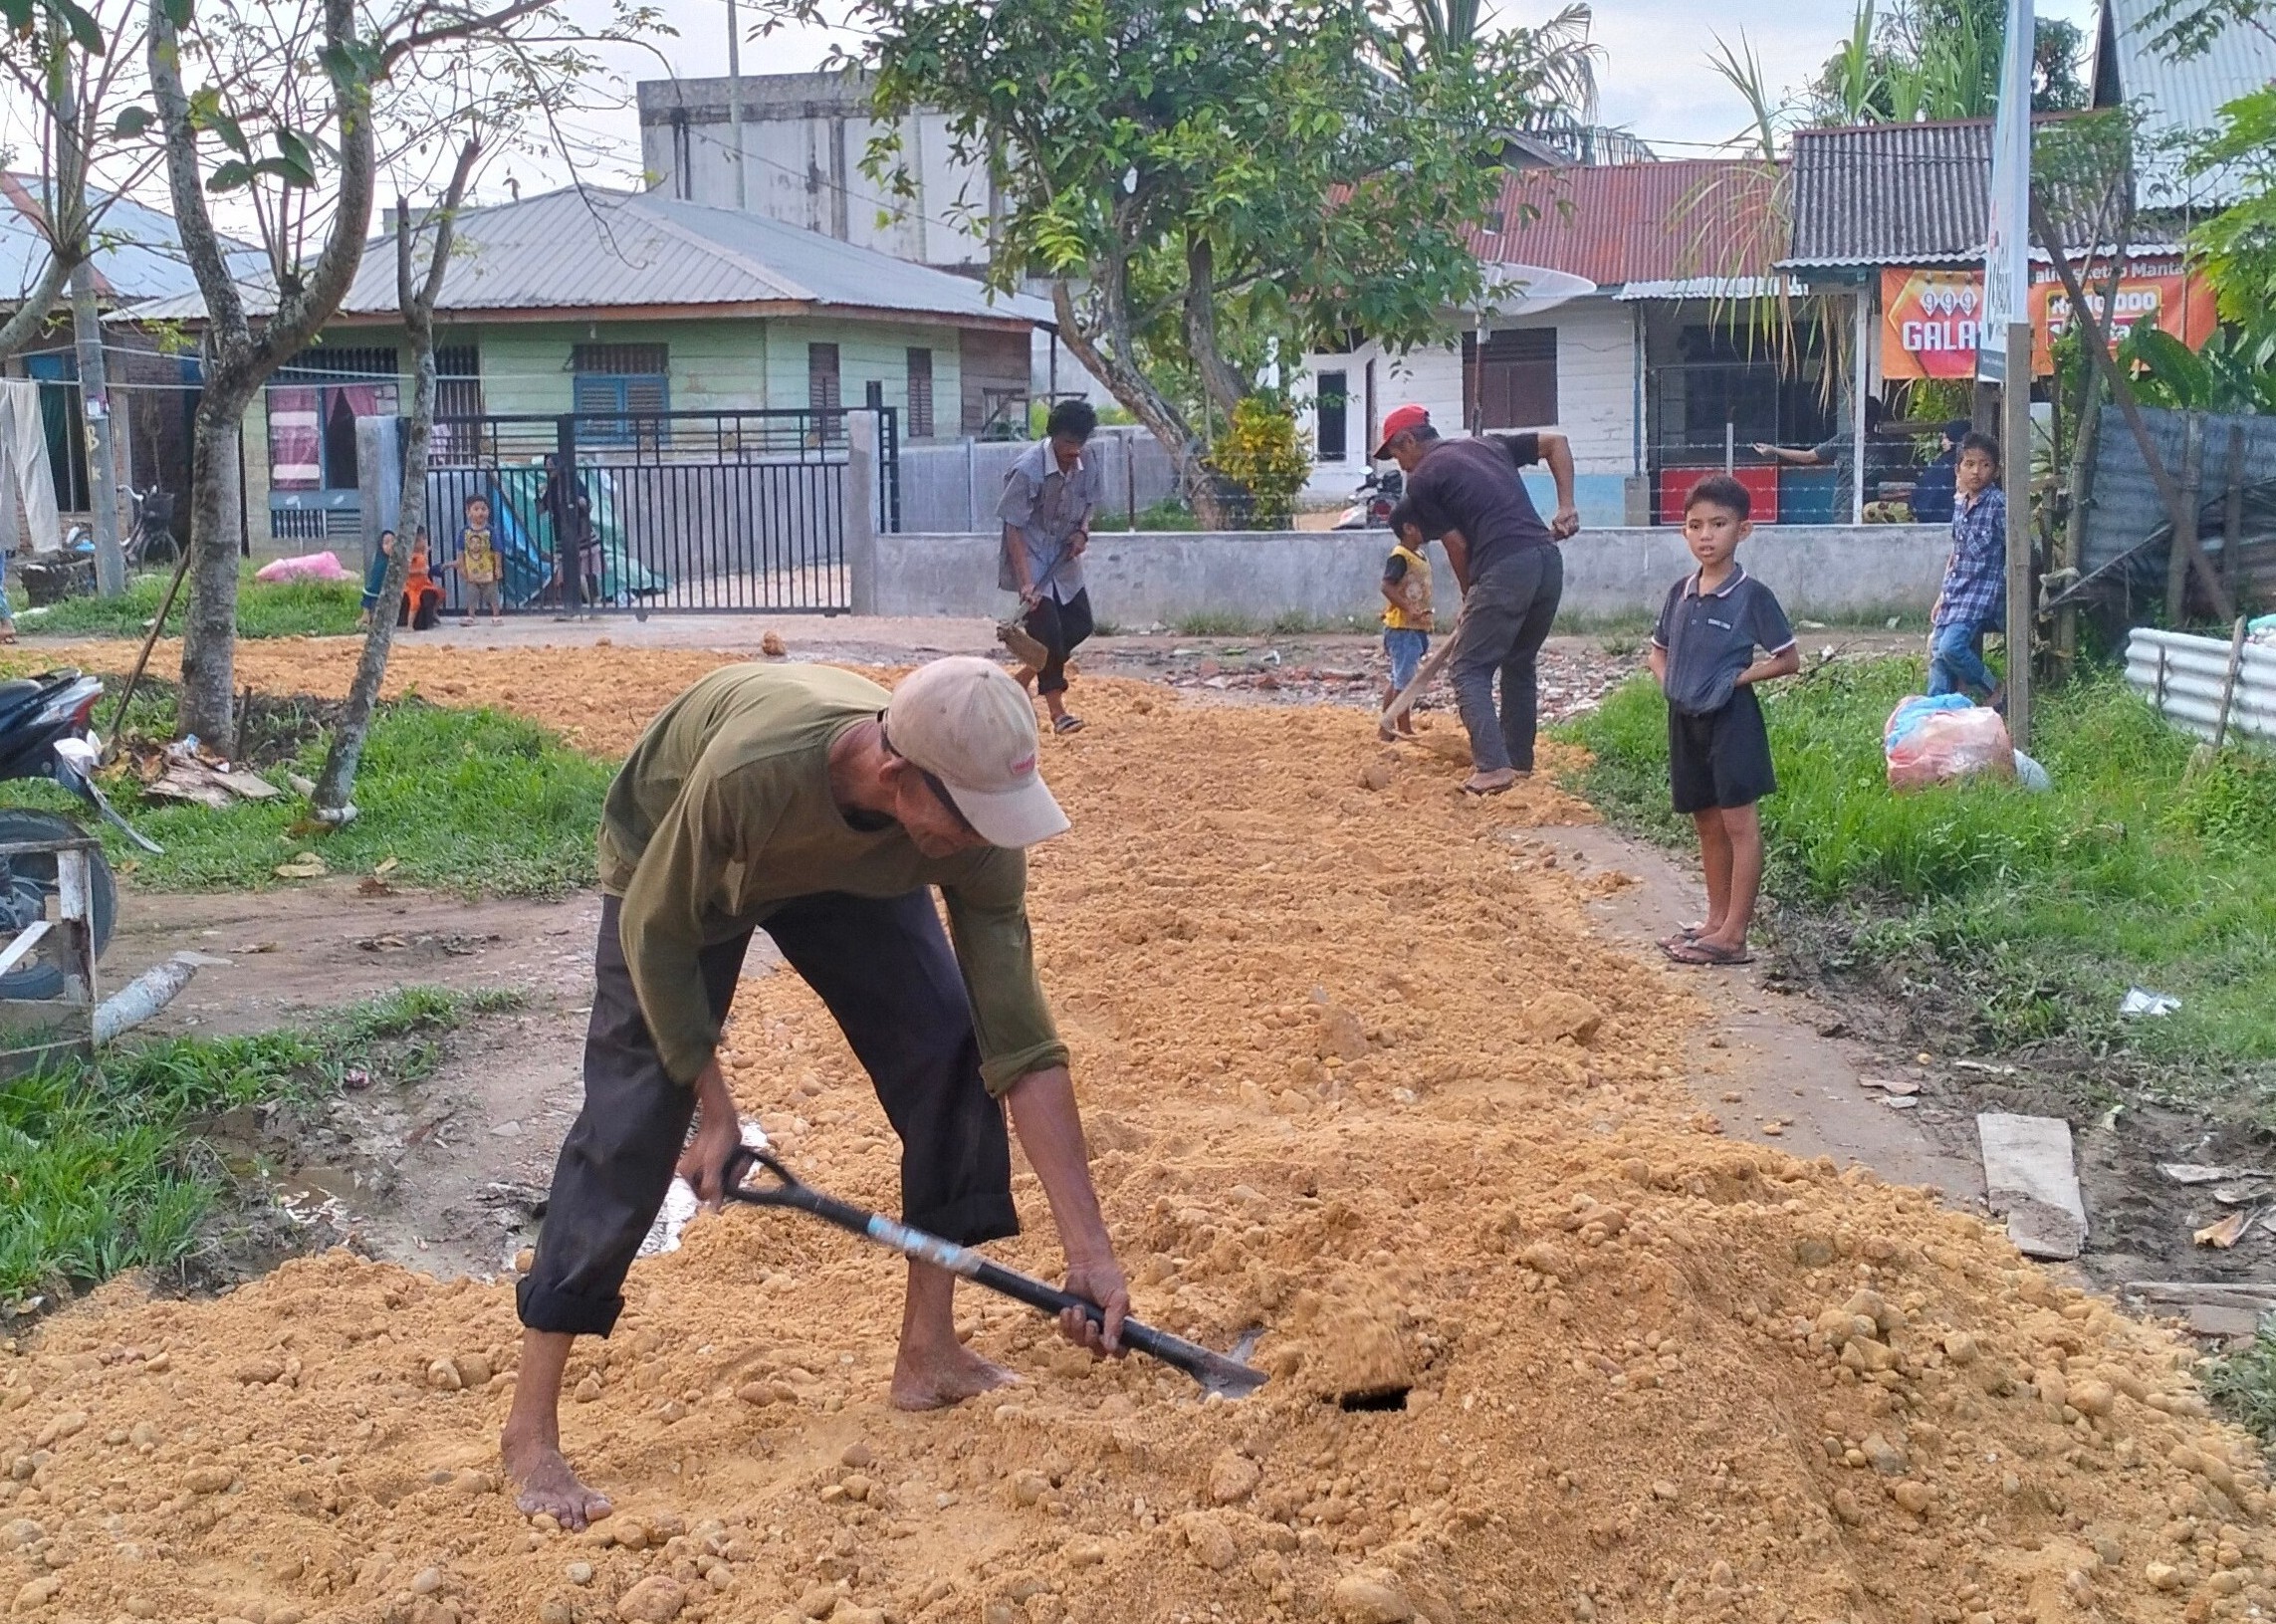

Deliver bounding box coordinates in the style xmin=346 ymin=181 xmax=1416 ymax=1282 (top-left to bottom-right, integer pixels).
xmin=1 ymin=664 xmax=2265 ymax=1624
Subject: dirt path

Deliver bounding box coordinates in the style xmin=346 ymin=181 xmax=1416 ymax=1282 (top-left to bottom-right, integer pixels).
xmin=6 ymin=674 xmax=2268 ymax=1624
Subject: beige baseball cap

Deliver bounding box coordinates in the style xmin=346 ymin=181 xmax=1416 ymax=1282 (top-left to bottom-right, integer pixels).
xmin=884 ymin=657 xmax=1069 ymax=848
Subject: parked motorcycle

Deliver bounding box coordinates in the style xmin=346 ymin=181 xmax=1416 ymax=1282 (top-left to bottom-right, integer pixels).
xmin=1332 ymin=465 xmax=1404 ymax=530
xmin=0 ymin=670 xmax=160 ymax=1000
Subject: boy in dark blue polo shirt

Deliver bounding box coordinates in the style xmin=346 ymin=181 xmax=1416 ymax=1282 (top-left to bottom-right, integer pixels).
xmin=1648 ymin=476 xmax=1801 ymax=967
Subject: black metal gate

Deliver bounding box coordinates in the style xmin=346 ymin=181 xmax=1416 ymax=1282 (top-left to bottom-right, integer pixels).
xmin=421 ymin=407 xmax=898 ymax=615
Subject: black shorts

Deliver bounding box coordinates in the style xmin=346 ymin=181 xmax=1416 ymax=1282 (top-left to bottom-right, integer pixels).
xmin=1668 ymin=687 xmax=1777 ymax=813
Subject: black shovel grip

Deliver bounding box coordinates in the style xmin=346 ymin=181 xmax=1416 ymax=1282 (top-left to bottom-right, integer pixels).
xmin=970 ymin=1259 xmax=1221 ymax=1376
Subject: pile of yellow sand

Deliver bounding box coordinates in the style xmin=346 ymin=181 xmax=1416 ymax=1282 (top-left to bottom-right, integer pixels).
xmin=1 ymin=665 xmax=2264 ymax=1624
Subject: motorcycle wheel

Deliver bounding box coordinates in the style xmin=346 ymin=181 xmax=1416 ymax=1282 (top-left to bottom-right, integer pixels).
xmin=0 ymin=809 xmax=117 ymax=1002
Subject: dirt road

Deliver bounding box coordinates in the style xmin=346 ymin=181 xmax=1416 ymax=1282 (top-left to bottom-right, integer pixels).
xmin=3 ymin=663 xmax=2266 ymax=1624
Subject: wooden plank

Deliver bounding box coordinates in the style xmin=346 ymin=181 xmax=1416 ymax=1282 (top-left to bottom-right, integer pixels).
xmin=0 ymin=921 xmax=53 ymax=982
xmin=2169 ymin=412 xmax=2201 ymax=623
xmin=1977 ymin=1112 xmax=2088 ymax=1261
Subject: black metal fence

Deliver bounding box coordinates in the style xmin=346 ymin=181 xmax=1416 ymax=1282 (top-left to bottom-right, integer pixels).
xmin=420 ymin=407 xmax=899 ymax=615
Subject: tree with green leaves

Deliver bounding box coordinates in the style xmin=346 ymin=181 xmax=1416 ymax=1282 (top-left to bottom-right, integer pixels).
xmin=846 ymin=0 xmax=1574 ymax=525
xmin=2138 ymin=0 xmax=2272 ymax=58
xmin=138 ymin=0 xmax=648 ymax=754
xmin=0 ymin=0 xmax=160 ymax=355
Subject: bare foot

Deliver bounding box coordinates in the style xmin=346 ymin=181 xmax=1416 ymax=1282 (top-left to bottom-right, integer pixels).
xmin=502 ymin=1426 xmax=612 ymax=1530
xmin=890 ymin=1339 xmax=1020 ymax=1411
xmin=1462 ymin=768 xmax=1521 ymax=796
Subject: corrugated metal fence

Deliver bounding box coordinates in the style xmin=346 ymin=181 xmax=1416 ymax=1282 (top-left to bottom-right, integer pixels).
xmin=2082 ymin=405 xmax=2276 ymax=575
xmin=2125 ymin=626 xmax=2276 ymax=744
xmin=897 ymin=429 xmax=1181 ymax=533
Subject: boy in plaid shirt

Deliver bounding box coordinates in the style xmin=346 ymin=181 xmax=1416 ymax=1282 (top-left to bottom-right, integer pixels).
xmin=1928 ymin=432 xmax=2006 ymax=703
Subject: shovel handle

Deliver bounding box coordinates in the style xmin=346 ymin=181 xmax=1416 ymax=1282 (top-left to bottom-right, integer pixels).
xmin=719 ymin=1147 xmax=1257 ymax=1393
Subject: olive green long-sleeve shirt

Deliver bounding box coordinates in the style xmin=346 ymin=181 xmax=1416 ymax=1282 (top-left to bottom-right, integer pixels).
xmin=597 ymin=663 xmax=1067 ymax=1093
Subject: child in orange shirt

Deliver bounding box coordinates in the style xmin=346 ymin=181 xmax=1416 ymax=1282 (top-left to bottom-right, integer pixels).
xmin=399 ymin=529 xmax=443 ymax=630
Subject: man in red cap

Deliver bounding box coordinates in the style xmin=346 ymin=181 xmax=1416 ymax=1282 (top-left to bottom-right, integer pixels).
xmin=1377 ymin=405 xmax=1578 ymax=794
xmin=504 ymin=655 xmax=1130 ymax=1528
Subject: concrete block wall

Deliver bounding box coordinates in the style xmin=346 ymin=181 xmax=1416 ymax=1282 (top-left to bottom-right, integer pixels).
xmin=860 ymin=524 xmax=1949 ymax=626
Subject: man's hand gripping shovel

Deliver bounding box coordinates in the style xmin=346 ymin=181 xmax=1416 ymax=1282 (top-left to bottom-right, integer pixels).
xmin=720 ymin=1143 xmax=1268 ymax=1400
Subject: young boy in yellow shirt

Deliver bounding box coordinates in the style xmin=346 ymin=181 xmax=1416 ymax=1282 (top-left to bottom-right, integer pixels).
xmin=1379 ymin=526 xmax=1433 ymax=738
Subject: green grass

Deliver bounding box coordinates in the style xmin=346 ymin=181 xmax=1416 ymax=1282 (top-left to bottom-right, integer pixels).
xmin=109 ymin=701 xmax=613 ymax=896
xmin=1090 ymin=498 xmax=1204 ymax=533
xmin=13 ymin=567 xmax=362 ymax=640
xmin=1558 ymin=657 xmax=2276 ymax=1077
xmin=0 ymin=674 xmax=613 ymax=897
xmin=2207 ymin=1327 xmax=2276 ymax=1444
xmin=0 ymin=986 xmax=493 ymax=1299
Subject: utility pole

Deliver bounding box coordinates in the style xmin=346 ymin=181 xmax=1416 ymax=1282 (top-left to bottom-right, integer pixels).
xmin=58 ymin=77 xmax=124 ymax=596
xmin=1981 ymin=0 xmax=2033 ymax=745
xmin=726 ymin=0 xmax=747 ymax=210
xmin=2001 ymin=322 xmax=2032 ymax=748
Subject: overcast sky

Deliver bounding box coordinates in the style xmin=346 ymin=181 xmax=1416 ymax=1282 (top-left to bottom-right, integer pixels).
xmin=506 ymin=0 xmax=2106 ymax=199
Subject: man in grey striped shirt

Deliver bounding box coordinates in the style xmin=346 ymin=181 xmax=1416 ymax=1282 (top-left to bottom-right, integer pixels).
xmin=998 ymin=399 xmax=1103 ymax=734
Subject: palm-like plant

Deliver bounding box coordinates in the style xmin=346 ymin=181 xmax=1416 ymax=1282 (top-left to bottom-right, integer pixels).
xmin=1706 ymin=29 xmax=1787 ymax=160
xmin=1405 ymin=0 xmax=1601 ymax=132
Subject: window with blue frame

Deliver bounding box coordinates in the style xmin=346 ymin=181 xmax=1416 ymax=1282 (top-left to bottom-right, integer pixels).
xmin=570 ymin=344 xmax=668 ymax=444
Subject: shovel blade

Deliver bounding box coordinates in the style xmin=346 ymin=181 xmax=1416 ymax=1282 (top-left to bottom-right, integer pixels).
xmin=1190 ymin=1350 xmax=1271 ymax=1399
xmin=997 ymin=620 xmax=1050 ymax=670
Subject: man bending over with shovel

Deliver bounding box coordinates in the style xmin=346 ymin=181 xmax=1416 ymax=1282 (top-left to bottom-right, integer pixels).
xmin=504 ymin=655 xmax=1131 ymax=1529
xmin=1379 ymin=405 xmax=1579 ymax=795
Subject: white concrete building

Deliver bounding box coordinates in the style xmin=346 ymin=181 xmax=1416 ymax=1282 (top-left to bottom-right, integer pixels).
xmin=1300 ymin=159 xmax=1821 ymax=528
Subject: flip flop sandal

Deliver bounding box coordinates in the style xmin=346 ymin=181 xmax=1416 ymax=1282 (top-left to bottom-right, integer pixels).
xmin=1053 ymin=715 xmax=1086 ymax=735
xmin=1655 ymin=926 xmax=1706 ymax=951
xmin=1661 ymin=938 xmax=1754 ymax=967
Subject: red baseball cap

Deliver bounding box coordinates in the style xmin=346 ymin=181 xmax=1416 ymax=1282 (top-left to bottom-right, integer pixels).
xmin=1373 ymin=404 xmax=1431 ymax=459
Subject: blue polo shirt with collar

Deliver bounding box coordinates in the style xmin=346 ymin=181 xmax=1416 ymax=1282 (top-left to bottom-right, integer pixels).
xmin=1651 ymin=563 xmax=1796 ymax=716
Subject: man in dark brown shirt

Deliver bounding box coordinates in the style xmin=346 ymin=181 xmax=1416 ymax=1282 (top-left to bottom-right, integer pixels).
xmin=1379 ymin=405 xmax=1578 ymax=794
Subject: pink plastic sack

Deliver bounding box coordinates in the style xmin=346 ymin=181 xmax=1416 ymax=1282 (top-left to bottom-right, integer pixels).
xmin=253 ymin=550 xmax=351 ymax=583
xmin=1884 ymin=698 xmax=2015 ymax=790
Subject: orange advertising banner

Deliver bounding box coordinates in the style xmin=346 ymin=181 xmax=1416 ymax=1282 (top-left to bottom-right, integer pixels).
xmin=1880 ymin=261 xmax=2218 ymax=379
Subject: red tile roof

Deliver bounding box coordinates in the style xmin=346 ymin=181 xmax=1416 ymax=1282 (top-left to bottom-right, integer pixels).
xmin=1476 ymin=158 xmax=1788 ymax=289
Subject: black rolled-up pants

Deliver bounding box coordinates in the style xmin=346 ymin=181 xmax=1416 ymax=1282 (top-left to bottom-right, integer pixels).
xmin=516 ymin=890 xmax=1019 ymax=1337
xmin=1021 ymin=587 xmax=1094 ymax=697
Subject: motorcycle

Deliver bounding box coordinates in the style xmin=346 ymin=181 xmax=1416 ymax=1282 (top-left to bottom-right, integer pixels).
xmin=0 ymin=670 xmax=161 ymax=1001
xmin=1332 ymin=465 xmax=1404 ymax=530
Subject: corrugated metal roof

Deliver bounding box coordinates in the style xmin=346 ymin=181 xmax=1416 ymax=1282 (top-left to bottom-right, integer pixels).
xmin=2082 ymin=404 xmax=2276 ymax=574
xmin=124 ymin=186 xmax=1050 ymax=328
xmin=2094 ymin=0 xmax=2276 ymax=208
xmin=1476 ymin=159 xmax=1788 ymax=291
xmin=1783 ymin=117 xmax=2135 ymax=271
xmin=0 ymin=172 xmax=257 ymax=307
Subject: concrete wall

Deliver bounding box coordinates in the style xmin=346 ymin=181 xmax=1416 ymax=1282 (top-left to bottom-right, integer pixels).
xmin=897 ymin=429 xmax=1180 ymax=533
xmin=861 ymin=524 xmax=1950 ymax=625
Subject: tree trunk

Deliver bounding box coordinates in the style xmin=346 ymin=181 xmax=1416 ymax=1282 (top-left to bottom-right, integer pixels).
xmin=313 ymin=348 xmax=430 ymax=815
xmin=152 ymin=0 xmax=380 ymax=756
xmin=0 ymin=256 xmax=73 ymax=362
xmin=1181 ymin=234 xmax=1248 ymax=419
xmin=1047 ymin=280 xmax=1235 ymax=529
xmin=177 ymin=380 xmax=252 ymax=749
xmin=317 ymin=153 xmax=478 ymax=817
